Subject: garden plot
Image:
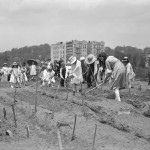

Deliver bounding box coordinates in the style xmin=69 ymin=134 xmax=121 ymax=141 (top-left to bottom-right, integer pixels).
xmin=0 ymin=81 xmax=150 ymax=150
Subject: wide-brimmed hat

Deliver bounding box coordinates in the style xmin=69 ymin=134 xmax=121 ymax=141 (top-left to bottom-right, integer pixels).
xmin=3 ymin=63 xmax=7 ymax=66
xmin=12 ymin=62 xmax=18 ymax=66
xmin=69 ymin=56 xmax=77 ymax=64
xmin=122 ymin=57 xmax=129 ymax=62
xmin=80 ymin=57 xmax=85 ymax=61
xmin=85 ymin=54 xmax=96 ymax=64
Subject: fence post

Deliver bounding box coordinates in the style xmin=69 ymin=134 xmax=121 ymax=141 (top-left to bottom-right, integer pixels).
xmin=12 ymin=104 xmax=17 ymax=128
xmin=35 ymin=81 xmax=38 ymax=113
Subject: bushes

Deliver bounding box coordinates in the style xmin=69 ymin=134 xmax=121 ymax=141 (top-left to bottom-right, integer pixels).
xmin=134 ymin=67 xmax=149 ymax=80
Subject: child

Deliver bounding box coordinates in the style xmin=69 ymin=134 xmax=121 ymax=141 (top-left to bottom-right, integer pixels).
xmin=122 ymin=57 xmax=135 ymax=91
xmin=42 ymin=66 xmax=55 ymax=87
xmin=20 ymin=62 xmax=28 ymax=86
xmin=10 ymin=62 xmax=21 ymax=88
xmin=1 ymin=63 xmax=9 ymax=82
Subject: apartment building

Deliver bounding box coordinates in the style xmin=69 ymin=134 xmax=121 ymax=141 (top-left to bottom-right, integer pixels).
xmin=87 ymin=41 xmax=105 ymax=57
xmin=51 ymin=40 xmax=105 ymax=63
xmin=66 ymin=40 xmax=88 ymax=61
xmin=50 ymin=42 xmax=66 ymax=63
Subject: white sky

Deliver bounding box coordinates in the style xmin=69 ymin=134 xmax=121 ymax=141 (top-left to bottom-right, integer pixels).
xmin=0 ymin=0 xmax=150 ymax=51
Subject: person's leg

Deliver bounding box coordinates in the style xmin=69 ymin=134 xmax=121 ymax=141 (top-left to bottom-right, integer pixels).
xmin=128 ymin=79 xmax=132 ymax=91
xmin=87 ymin=70 xmax=92 ymax=88
xmin=60 ymin=78 xmax=64 ymax=87
xmin=73 ymin=84 xmax=76 ymax=95
xmin=11 ymin=83 xmax=14 ymax=88
xmin=114 ymin=88 xmax=121 ymax=101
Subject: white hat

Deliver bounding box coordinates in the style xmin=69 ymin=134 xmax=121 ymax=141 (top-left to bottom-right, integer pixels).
xmin=85 ymin=54 xmax=96 ymax=64
xmin=69 ymin=56 xmax=77 ymax=64
xmin=122 ymin=57 xmax=129 ymax=62
xmin=80 ymin=57 xmax=85 ymax=61
xmin=12 ymin=62 xmax=18 ymax=66
xmin=47 ymin=65 xmax=52 ymax=69
xmin=3 ymin=63 xmax=7 ymax=66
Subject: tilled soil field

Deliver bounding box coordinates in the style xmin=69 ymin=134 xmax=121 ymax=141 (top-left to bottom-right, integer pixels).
xmin=0 ymin=81 xmax=150 ymax=150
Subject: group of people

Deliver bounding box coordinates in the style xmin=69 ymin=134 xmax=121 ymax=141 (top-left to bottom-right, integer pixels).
xmin=0 ymin=52 xmax=136 ymax=102
xmin=0 ymin=61 xmax=37 ymax=88
xmin=64 ymin=52 xmax=135 ymax=101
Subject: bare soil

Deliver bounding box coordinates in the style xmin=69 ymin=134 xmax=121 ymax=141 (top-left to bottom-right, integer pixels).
xmin=0 ymin=81 xmax=150 ymax=150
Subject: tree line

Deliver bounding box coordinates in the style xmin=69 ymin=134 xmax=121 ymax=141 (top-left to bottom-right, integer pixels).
xmin=0 ymin=44 xmax=150 ymax=79
xmin=0 ymin=44 xmax=51 ymax=67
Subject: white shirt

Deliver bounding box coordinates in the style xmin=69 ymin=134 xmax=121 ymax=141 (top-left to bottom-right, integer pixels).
xmin=43 ymin=69 xmax=55 ymax=81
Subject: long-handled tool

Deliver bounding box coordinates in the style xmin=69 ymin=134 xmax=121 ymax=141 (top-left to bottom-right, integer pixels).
xmin=83 ymin=82 xmax=103 ymax=97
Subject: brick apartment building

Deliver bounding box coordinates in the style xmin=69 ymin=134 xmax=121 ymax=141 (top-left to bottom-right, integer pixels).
xmin=51 ymin=40 xmax=105 ymax=63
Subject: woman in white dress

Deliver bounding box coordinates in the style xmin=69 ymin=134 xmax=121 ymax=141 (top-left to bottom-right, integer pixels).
xmin=98 ymin=52 xmax=126 ymax=101
xmin=1 ymin=63 xmax=8 ymax=82
xmin=10 ymin=62 xmax=21 ymax=88
xmin=68 ymin=56 xmax=83 ymax=95
xmin=30 ymin=62 xmax=37 ymax=80
xmin=122 ymin=57 xmax=135 ymax=91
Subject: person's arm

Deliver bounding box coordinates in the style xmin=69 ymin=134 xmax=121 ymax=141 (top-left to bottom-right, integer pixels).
xmin=103 ymin=71 xmax=112 ymax=83
xmin=103 ymin=59 xmax=112 ymax=83
xmin=60 ymin=68 xmax=63 ymax=79
xmin=94 ymin=61 xmax=99 ymax=75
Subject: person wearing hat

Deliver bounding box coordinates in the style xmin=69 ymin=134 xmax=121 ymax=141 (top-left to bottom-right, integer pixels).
xmin=122 ymin=56 xmax=135 ymax=91
xmin=80 ymin=57 xmax=87 ymax=83
xmin=69 ymin=56 xmax=83 ymax=95
xmin=10 ymin=62 xmax=20 ymax=88
xmin=1 ymin=63 xmax=9 ymax=82
xmin=85 ymin=54 xmax=98 ymax=88
xmin=99 ymin=53 xmax=126 ymax=101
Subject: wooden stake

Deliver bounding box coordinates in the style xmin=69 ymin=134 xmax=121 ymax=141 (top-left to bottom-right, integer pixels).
xmin=52 ymin=83 xmax=60 ymax=119
xmin=81 ymin=95 xmax=86 ymax=117
xmin=25 ymin=125 xmax=30 ymax=138
xmin=57 ymin=126 xmax=63 ymax=150
xmin=35 ymin=81 xmax=38 ymax=113
xmin=80 ymin=82 xmax=86 ymax=116
xmin=66 ymin=80 xmax=69 ymax=100
xmin=3 ymin=107 xmax=7 ymax=120
xmin=92 ymin=124 xmax=97 ymax=150
xmin=14 ymin=86 xmax=17 ymax=103
xmin=71 ymin=114 xmax=77 ymax=141
xmin=11 ymin=104 xmax=17 ymax=128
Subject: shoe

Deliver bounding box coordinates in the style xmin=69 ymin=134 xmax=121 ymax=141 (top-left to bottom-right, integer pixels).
xmin=11 ymin=85 xmax=14 ymax=88
xmin=79 ymin=89 xmax=82 ymax=93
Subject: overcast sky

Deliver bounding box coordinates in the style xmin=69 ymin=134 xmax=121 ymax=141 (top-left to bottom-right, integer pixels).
xmin=0 ymin=0 xmax=150 ymax=52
